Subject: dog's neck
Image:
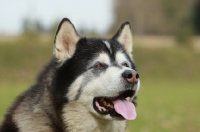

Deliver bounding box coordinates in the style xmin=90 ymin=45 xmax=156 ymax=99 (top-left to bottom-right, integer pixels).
xmin=62 ymin=102 xmax=127 ymax=132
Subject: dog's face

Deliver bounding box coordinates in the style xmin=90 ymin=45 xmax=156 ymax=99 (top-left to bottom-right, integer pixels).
xmin=54 ymin=18 xmax=140 ymax=121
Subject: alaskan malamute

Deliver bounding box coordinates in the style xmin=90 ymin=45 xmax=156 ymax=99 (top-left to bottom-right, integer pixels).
xmin=0 ymin=18 xmax=140 ymax=132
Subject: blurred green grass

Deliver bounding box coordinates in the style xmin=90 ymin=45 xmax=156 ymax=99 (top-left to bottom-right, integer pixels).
xmin=0 ymin=36 xmax=200 ymax=131
xmin=0 ymin=84 xmax=28 ymax=121
xmin=127 ymin=80 xmax=200 ymax=132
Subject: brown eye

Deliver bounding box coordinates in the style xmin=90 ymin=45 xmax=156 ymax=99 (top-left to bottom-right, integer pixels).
xmin=95 ymin=63 xmax=104 ymax=69
xmin=122 ymin=63 xmax=129 ymax=67
xmin=94 ymin=63 xmax=107 ymax=69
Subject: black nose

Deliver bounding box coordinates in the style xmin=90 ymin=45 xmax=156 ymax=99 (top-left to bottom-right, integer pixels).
xmin=122 ymin=70 xmax=139 ymax=83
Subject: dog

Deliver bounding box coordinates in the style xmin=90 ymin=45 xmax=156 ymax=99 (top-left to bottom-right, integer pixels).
xmin=0 ymin=18 xmax=140 ymax=132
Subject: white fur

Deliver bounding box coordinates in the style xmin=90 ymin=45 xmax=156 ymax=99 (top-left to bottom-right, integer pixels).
xmin=96 ymin=52 xmax=111 ymax=65
xmin=67 ymin=75 xmax=84 ymax=101
xmin=115 ymin=51 xmax=132 ymax=67
xmin=103 ymin=40 xmax=112 ymax=54
xmin=135 ymin=79 xmax=140 ymax=94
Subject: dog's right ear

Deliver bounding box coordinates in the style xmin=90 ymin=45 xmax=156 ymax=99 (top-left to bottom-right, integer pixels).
xmin=54 ymin=18 xmax=80 ymax=64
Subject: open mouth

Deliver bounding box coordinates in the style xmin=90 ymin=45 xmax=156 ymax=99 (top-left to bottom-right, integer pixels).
xmin=93 ymin=90 xmax=137 ymax=120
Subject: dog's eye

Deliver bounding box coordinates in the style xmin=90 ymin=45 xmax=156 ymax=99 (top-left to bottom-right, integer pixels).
xmin=94 ymin=63 xmax=106 ymax=69
xmin=122 ymin=63 xmax=129 ymax=67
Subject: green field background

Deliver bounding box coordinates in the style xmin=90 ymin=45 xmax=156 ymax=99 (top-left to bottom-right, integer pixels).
xmin=0 ymin=37 xmax=200 ymax=132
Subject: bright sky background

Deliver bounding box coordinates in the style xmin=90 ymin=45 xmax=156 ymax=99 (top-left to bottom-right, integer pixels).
xmin=0 ymin=0 xmax=114 ymax=35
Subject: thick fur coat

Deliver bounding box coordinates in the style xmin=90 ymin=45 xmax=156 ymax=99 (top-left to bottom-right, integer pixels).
xmin=0 ymin=18 xmax=140 ymax=132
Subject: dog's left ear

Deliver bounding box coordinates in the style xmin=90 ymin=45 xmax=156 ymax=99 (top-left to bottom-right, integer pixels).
xmin=113 ymin=22 xmax=133 ymax=57
xmin=54 ymin=18 xmax=80 ymax=64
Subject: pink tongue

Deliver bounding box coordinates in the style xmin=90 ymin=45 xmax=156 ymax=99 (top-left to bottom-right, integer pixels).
xmin=113 ymin=99 xmax=137 ymax=120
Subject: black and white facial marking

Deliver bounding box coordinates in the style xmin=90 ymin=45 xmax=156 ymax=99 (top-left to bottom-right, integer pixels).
xmin=63 ymin=39 xmax=140 ymax=121
xmin=53 ymin=18 xmax=140 ymax=121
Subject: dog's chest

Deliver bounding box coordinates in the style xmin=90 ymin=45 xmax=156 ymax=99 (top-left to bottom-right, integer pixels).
xmin=62 ymin=104 xmax=127 ymax=132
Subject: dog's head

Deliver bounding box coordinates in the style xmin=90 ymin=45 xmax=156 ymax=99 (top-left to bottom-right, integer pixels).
xmin=53 ymin=18 xmax=140 ymax=121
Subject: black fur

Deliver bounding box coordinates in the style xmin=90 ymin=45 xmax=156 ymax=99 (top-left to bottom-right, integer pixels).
xmin=0 ymin=19 xmax=138 ymax=132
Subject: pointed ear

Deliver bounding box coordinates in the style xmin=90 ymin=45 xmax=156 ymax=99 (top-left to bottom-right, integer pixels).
xmin=54 ymin=18 xmax=80 ymax=64
xmin=113 ymin=21 xmax=133 ymax=57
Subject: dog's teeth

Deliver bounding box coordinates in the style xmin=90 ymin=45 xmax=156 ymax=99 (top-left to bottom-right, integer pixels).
xmin=101 ymin=107 xmax=106 ymax=111
xmin=126 ymin=97 xmax=130 ymax=101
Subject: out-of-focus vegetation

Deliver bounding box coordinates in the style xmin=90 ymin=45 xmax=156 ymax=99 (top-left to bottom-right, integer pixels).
xmin=127 ymin=81 xmax=200 ymax=132
xmin=15 ymin=0 xmax=200 ymax=46
xmin=109 ymin=0 xmax=200 ymax=45
xmin=0 ymin=36 xmax=200 ymax=132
